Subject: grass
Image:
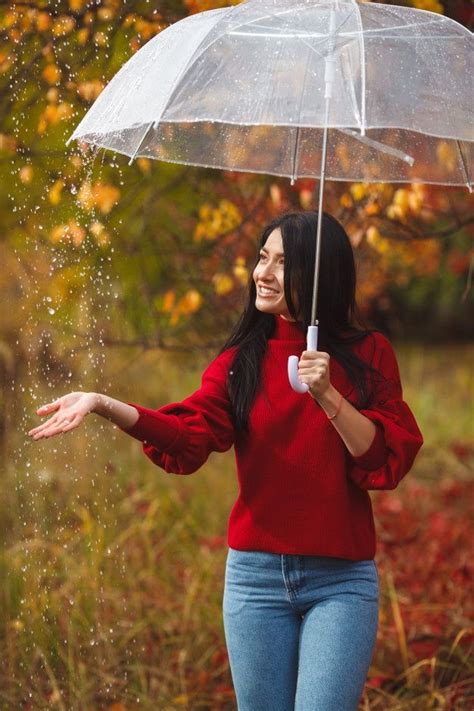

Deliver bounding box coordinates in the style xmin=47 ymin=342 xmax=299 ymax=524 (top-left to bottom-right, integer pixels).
xmin=0 ymin=341 xmax=472 ymax=709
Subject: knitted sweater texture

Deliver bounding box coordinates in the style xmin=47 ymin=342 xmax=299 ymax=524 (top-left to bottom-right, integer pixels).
xmin=121 ymin=315 xmax=423 ymax=560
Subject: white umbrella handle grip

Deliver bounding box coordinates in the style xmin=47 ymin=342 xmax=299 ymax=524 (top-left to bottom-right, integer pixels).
xmin=287 ymin=325 xmax=319 ymax=393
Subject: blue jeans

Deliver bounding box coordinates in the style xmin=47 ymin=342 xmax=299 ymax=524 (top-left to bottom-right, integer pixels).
xmin=223 ymin=547 xmax=379 ymax=711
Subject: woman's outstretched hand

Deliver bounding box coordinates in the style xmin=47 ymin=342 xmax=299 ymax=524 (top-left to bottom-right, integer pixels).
xmin=28 ymin=392 xmax=97 ymax=440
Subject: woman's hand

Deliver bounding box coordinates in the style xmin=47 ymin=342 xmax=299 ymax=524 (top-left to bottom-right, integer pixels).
xmin=297 ymin=350 xmax=331 ymax=400
xmin=28 ymin=392 xmax=98 ymax=440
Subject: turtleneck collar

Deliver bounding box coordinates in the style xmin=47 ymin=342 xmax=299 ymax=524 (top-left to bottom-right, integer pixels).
xmin=270 ymin=314 xmax=306 ymax=341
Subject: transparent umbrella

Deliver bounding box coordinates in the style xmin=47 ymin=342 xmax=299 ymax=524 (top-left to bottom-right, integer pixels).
xmin=66 ymin=0 xmax=473 ymax=392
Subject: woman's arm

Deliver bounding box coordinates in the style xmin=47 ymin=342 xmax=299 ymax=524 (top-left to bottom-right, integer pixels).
xmin=315 ymin=384 xmax=380 ymax=459
xmin=299 ymin=346 xmax=384 ymax=465
xmin=28 ymin=391 xmax=139 ymax=441
xmin=93 ymin=393 xmax=139 ymax=429
xmin=299 ymin=333 xmax=423 ymax=488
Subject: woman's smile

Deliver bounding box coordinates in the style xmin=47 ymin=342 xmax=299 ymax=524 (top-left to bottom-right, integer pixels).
xmin=257 ymin=285 xmax=279 ymax=296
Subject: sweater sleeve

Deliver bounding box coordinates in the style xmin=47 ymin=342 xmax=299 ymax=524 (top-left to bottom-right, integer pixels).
xmin=118 ymin=348 xmax=236 ymax=475
xmin=346 ymin=333 xmax=424 ymax=491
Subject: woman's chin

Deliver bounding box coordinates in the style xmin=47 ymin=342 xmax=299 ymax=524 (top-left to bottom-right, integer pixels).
xmin=255 ymin=302 xmax=292 ymax=319
xmin=255 ymin=301 xmax=278 ymax=314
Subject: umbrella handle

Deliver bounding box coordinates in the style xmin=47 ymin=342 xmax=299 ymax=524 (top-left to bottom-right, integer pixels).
xmin=288 ymin=325 xmax=319 ymax=393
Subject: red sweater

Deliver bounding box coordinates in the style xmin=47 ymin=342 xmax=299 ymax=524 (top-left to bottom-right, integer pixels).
xmin=120 ymin=315 xmax=423 ymax=560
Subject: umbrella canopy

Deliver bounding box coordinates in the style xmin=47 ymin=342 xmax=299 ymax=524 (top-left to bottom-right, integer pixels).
xmin=66 ymin=0 xmax=473 ymax=393
xmin=67 ymin=0 xmax=473 ymax=188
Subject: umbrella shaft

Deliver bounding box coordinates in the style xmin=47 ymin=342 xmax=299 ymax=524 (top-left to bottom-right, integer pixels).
xmin=311 ymin=104 xmax=330 ymax=328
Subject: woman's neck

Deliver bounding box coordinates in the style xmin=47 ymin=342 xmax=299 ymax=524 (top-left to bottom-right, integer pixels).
xmin=270 ymin=314 xmax=306 ymax=341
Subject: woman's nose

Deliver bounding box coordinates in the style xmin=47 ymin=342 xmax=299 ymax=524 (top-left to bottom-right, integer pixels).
xmin=258 ymin=261 xmax=274 ymax=279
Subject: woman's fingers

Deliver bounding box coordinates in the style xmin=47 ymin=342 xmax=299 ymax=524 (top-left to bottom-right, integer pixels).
xmin=31 ymin=416 xmax=77 ymax=439
xmin=29 ymin=413 xmax=79 ymax=439
xmin=28 ymin=416 xmax=61 ymax=436
xmin=59 ymin=416 xmax=81 ymax=435
xmin=36 ymin=400 xmax=60 ymax=414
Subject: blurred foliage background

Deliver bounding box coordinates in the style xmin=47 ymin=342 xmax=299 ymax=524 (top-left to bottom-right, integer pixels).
xmin=0 ymin=0 xmax=473 ymax=709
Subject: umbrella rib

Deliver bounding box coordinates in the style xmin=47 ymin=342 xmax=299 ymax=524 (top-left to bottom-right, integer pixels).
xmin=338 ymin=129 xmax=415 ymax=165
xmin=229 ymin=4 xmax=357 ymax=48
xmin=339 ymin=50 xmax=363 ymax=130
xmin=290 ymin=43 xmax=313 ymax=184
xmin=456 ymin=140 xmax=473 ymax=192
xmin=128 ymin=121 xmax=154 ymax=165
xmin=354 ymin=0 xmax=366 ymax=135
xmin=228 ymin=18 xmax=448 ymax=40
xmin=341 ymin=17 xmax=445 ymax=37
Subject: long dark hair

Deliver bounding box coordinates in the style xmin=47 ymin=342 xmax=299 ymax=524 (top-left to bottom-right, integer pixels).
xmin=218 ymin=210 xmax=383 ymax=432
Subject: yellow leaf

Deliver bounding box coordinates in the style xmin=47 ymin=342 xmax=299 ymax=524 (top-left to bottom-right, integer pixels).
xmin=94 ymin=31 xmax=107 ymax=47
xmin=0 ymin=51 xmax=13 ymax=74
xmin=299 ymin=188 xmax=312 ymax=209
xmin=46 ymin=87 xmax=59 ymax=103
xmin=365 ymin=202 xmax=380 ymax=216
xmin=89 ymin=221 xmax=110 ymax=246
xmin=19 ymin=165 xmax=33 ymax=184
xmin=93 ymin=182 xmax=120 ymax=214
xmin=98 ymin=8 xmax=114 ymax=22
xmin=410 ymin=0 xmax=443 ymax=14
xmin=52 ymin=15 xmax=75 ymax=37
xmin=50 ymin=224 xmax=67 ymax=243
xmin=193 ymin=224 xmax=207 ymax=242
xmin=77 ymin=80 xmax=104 ymax=101
xmin=69 ymin=0 xmax=88 ymax=10
xmin=0 ymin=11 xmax=18 ymax=31
xmin=77 ymin=28 xmax=89 ymax=45
xmin=339 ymin=193 xmax=352 ymax=208
xmin=198 ymin=204 xmax=212 ymax=220
xmin=136 ymin=158 xmax=151 ymax=174
xmin=349 ymin=183 xmax=367 ymax=201
xmin=178 ymin=289 xmax=202 ymax=314
xmin=213 ymin=274 xmax=233 ymax=296
xmin=162 ymin=290 xmax=175 ymax=312
xmin=48 ymin=180 xmax=64 ymax=206
xmin=366 ymin=226 xmax=381 ymax=248
xmin=36 ymin=12 xmax=52 ymax=32
xmin=270 ymin=183 xmax=282 ymax=207
xmin=233 ymin=261 xmax=249 ymax=286
xmin=386 ymin=204 xmax=403 ymax=221
xmin=393 ymin=189 xmax=409 ymax=211
xmin=67 ymin=220 xmax=86 ymax=247
xmin=135 ymin=19 xmax=156 ymax=40
xmin=42 ymin=64 xmax=61 ymax=86
xmin=77 ymin=181 xmax=94 ymax=211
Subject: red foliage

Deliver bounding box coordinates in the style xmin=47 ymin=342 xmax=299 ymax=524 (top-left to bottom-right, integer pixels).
xmin=372 ymin=470 xmax=473 ymax=683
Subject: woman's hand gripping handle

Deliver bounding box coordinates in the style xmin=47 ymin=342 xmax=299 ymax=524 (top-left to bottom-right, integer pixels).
xmin=287 ymin=325 xmax=319 ymax=394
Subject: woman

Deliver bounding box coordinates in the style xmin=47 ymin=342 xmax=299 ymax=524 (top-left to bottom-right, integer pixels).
xmin=28 ymin=210 xmax=423 ymax=711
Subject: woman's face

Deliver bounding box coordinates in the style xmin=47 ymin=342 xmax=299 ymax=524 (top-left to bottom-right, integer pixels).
xmin=253 ymin=228 xmax=297 ymax=321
